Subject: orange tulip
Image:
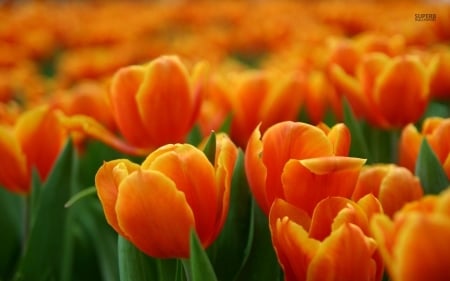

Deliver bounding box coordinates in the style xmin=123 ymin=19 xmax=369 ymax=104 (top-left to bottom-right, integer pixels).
xmin=371 ymin=188 xmax=450 ymax=281
xmin=352 ymin=164 xmax=424 ymax=217
xmin=108 ymin=55 xmax=202 ymax=149
xmin=244 ymin=121 xmax=361 ymax=215
xmin=95 ymin=135 xmax=238 ymax=258
xmin=0 ymin=105 xmax=67 ymax=193
xmin=330 ymin=53 xmax=429 ymax=129
xmin=399 ymin=117 xmax=450 ymax=179
xmin=270 ymin=196 xmax=383 ymax=281
xmin=228 ymin=69 xmax=305 ymax=147
xmin=428 ymin=49 xmax=450 ymax=100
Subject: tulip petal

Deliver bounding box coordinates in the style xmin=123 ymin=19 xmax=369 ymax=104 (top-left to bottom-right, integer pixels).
xmin=263 ymin=122 xmax=334 ymax=212
xmin=398 ymin=124 xmax=422 ymax=172
xmin=14 ymin=106 xmax=66 ymax=182
xmin=116 ymin=169 xmax=195 ymax=258
xmin=393 ymin=214 xmax=450 ymax=281
xmin=95 ymin=159 xmax=139 ymax=238
xmin=0 ymin=126 xmax=29 ymax=193
xmin=308 ymin=223 xmax=377 ymax=281
xmin=137 ymin=56 xmax=194 ymax=145
xmin=283 ymin=156 xmax=365 ymax=216
xmin=270 ymin=216 xmax=319 ymax=281
xmin=143 ymin=144 xmax=218 ymax=246
xmin=109 ymin=65 xmax=153 ymax=147
xmin=374 ymin=56 xmax=429 ymax=127
xmin=245 ymin=125 xmax=269 ymax=213
xmin=326 ymin=123 xmax=351 ymax=156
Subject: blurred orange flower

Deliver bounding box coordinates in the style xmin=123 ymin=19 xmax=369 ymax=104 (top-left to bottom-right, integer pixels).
xmin=371 ymin=188 xmax=450 ymax=281
xmin=399 ymin=117 xmax=450 ymax=179
xmin=108 ymin=55 xmax=202 ymax=149
xmin=228 ymin=69 xmax=304 ymax=147
xmin=270 ymin=196 xmax=383 ymax=281
xmin=352 ymin=164 xmax=424 ymax=217
xmin=95 ymin=135 xmax=238 ymax=258
xmin=330 ymin=53 xmax=429 ymax=128
xmin=0 ymin=105 xmax=67 ymax=193
xmin=244 ymin=121 xmax=360 ymax=215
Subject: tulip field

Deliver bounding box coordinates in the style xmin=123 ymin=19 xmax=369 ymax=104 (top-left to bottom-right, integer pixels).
xmin=1 ymin=1 xmax=450 ymax=281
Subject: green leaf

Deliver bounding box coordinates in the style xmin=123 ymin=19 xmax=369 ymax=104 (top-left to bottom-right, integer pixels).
xmin=186 ymin=124 xmax=203 ymax=147
xmin=202 ymin=131 xmax=216 ymax=165
xmin=343 ymin=99 xmax=370 ymax=161
xmin=118 ymin=236 xmax=179 ymax=281
xmin=13 ymin=139 xmax=76 ymax=281
xmin=218 ymin=114 xmax=232 ymax=134
xmin=207 ymin=150 xmax=253 ymax=281
xmin=64 ymin=186 xmax=97 ymax=208
xmin=0 ymin=188 xmax=24 ymax=281
xmin=234 ymin=202 xmax=282 ymax=281
xmin=415 ymin=139 xmax=450 ymax=195
xmin=185 ymin=229 xmax=218 ymax=281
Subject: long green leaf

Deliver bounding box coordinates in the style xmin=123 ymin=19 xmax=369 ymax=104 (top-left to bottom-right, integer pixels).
xmin=187 ymin=229 xmax=218 ymax=281
xmin=0 ymin=188 xmax=24 ymax=281
xmin=118 ymin=236 xmax=178 ymax=281
xmin=202 ymin=131 xmax=216 ymax=165
xmin=415 ymin=139 xmax=450 ymax=195
xmin=207 ymin=150 xmax=253 ymax=281
xmin=13 ymin=139 xmax=76 ymax=281
xmin=234 ymin=202 xmax=282 ymax=281
xmin=343 ymin=99 xmax=370 ymax=161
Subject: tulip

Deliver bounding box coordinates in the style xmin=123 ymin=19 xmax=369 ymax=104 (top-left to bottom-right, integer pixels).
xmin=352 ymin=164 xmax=424 ymax=217
xmin=371 ymin=188 xmax=450 ymax=281
xmin=270 ymin=196 xmax=383 ymax=281
xmin=399 ymin=117 xmax=450 ymax=179
xmin=0 ymin=105 xmax=67 ymax=193
xmin=245 ymin=121 xmax=362 ymax=215
xmin=95 ymin=135 xmax=238 ymax=258
xmin=330 ymin=53 xmax=429 ymax=129
xmin=227 ymin=69 xmax=304 ymax=147
xmin=108 ymin=55 xmax=202 ymax=149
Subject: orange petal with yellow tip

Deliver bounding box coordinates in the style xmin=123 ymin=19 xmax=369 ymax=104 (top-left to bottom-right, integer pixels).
xmin=356 ymin=193 xmax=384 ymax=220
xmin=95 ymin=159 xmax=139 ymax=238
xmin=116 ymin=169 xmax=195 ymax=258
xmin=270 ymin=199 xmax=311 ymax=232
xmin=262 ymin=122 xmax=334 ymax=212
xmin=283 ymin=156 xmax=365 ymax=216
xmin=0 ymin=126 xmax=29 ymax=193
xmin=109 ymin=65 xmax=151 ymax=147
xmin=137 ymin=56 xmax=195 ymax=145
xmin=326 ymin=123 xmax=351 ymax=156
xmin=143 ymin=144 xmax=218 ymax=247
xmin=398 ymin=124 xmax=422 ymax=172
xmin=244 ymin=125 xmax=269 ymax=213
xmin=14 ymin=106 xmax=66 ymax=182
xmin=329 ymin=64 xmax=366 ymax=118
xmin=270 ymin=215 xmax=319 ymax=281
xmin=212 ymin=133 xmax=238 ymax=241
xmin=374 ymin=55 xmax=429 ymax=128
xmin=427 ymin=118 xmax=450 ymax=164
xmin=308 ymin=223 xmax=378 ymax=281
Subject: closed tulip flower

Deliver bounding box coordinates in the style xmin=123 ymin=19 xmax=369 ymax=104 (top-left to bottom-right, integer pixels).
xmin=245 ymin=121 xmax=363 ymax=215
xmin=270 ymin=196 xmax=383 ymax=281
xmin=108 ymin=55 xmax=202 ymax=149
xmin=399 ymin=117 xmax=450 ymax=179
xmin=330 ymin=53 xmax=429 ymax=129
xmin=371 ymin=188 xmax=450 ymax=281
xmin=0 ymin=105 xmax=67 ymax=193
xmin=352 ymin=164 xmax=424 ymax=217
xmin=95 ymin=135 xmax=238 ymax=258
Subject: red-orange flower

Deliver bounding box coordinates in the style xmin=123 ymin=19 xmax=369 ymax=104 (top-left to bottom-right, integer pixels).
xmin=352 ymin=164 xmax=424 ymax=217
xmin=244 ymin=121 xmax=363 ymax=215
xmin=399 ymin=117 xmax=450 ymax=179
xmin=270 ymin=196 xmax=383 ymax=281
xmin=108 ymin=55 xmax=202 ymax=149
xmin=371 ymin=188 xmax=450 ymax=281
xmin=95 ymin=134 xmax=238 ymax=258
xmin=330 ymin=53 xmax=429 ymax=128
xmin=0 ymin=105 xmax=67 ymax=193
